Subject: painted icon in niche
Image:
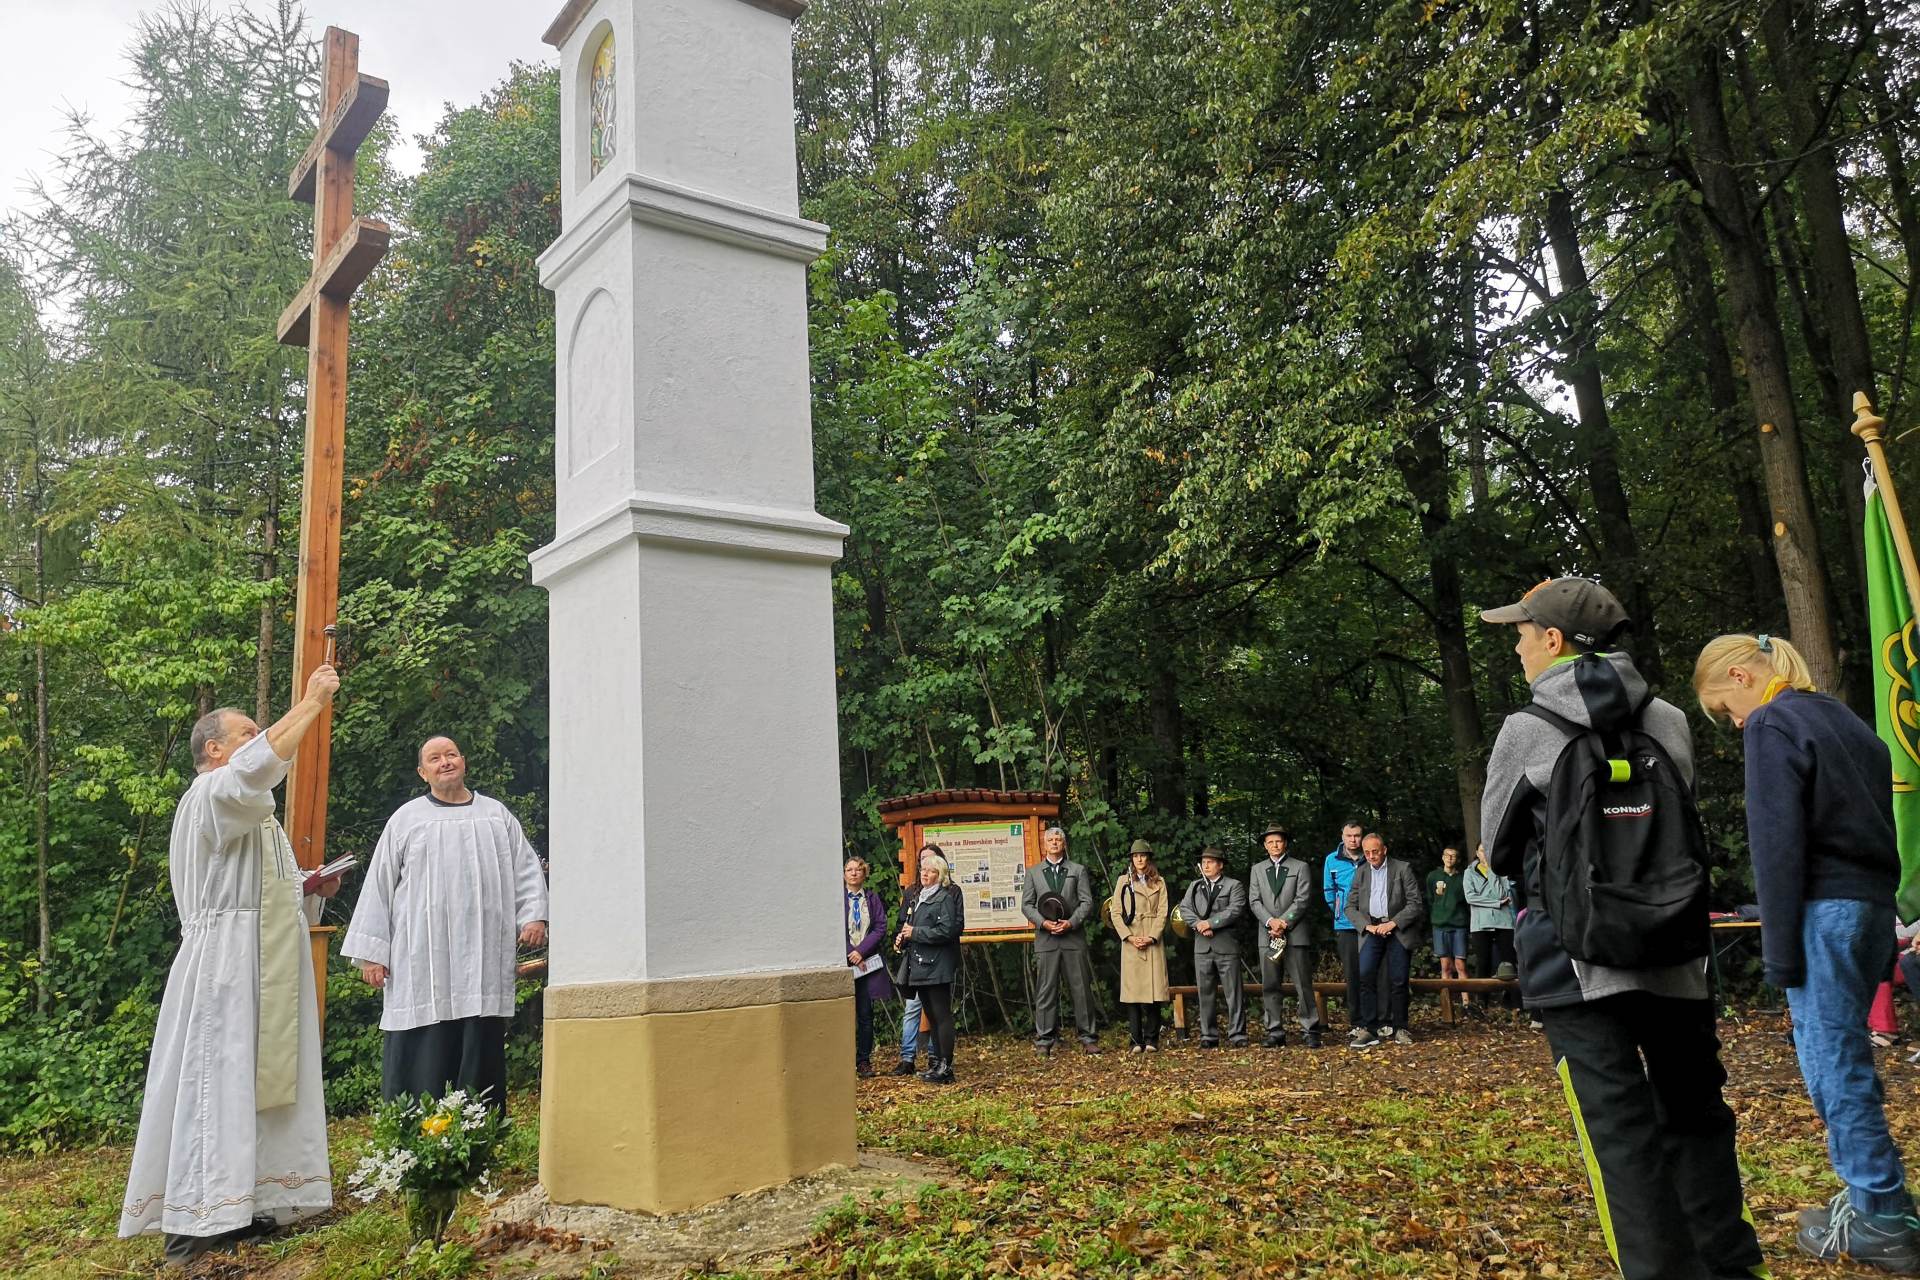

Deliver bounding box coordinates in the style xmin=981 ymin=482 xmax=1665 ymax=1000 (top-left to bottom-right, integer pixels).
xmin=589 ymin=32 xmax=616 ymax=178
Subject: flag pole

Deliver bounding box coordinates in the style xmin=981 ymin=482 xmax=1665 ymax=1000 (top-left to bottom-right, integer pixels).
xmin=1853 ymin=391 xmax=1920 ymax=618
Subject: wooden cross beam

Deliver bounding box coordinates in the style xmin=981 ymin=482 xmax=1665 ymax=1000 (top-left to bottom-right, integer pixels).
xmin=277 ymin=27 xmax=389 ymax=1022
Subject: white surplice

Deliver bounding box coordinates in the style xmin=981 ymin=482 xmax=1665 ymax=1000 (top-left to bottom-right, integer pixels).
xmin=341 ymin=793 xmax=548 ymax=1031
xmin=119 ymin=733 xmax=331 ymax=1239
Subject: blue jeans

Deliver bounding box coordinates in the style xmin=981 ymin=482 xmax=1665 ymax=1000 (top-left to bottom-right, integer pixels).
xmin=898 ymin=995 xmax=922 ymax=1063
xmin=1786 ymin=898 xmax=1913 ymax=1215
xmin=1357 ymin=933 xmax=1411 ymax=1030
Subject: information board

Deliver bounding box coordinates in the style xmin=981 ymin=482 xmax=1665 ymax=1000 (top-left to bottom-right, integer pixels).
xmin=922 ymin=819 xmax=1030 ymax=933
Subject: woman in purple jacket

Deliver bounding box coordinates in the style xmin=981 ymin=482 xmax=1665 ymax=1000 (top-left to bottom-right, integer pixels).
xmin=844 ymin=856 xmax=894 ymax=1077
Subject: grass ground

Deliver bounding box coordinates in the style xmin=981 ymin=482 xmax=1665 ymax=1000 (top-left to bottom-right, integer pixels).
xmin=1 ymin=1007 xmax=1904 ymax=1278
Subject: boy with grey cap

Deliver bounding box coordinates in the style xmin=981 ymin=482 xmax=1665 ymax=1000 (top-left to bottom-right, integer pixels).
xmin=1020 ymin=825 xmax=1100 ymax=1054
xmin=1480 ymin=576 xmax=1762 ymax=1280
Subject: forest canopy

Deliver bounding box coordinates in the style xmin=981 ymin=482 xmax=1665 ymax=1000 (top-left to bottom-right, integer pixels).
xmin=1 ymin=0 xmax=1915 ymax=1146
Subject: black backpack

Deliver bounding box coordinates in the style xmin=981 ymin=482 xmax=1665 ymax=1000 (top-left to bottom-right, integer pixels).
xmin=1521 ymin=701 xmax=1711 ymax=968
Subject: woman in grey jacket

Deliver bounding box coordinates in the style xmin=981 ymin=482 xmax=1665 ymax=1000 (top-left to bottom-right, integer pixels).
xmin=1463 ymin=842 xmax=1518 ymax=1011
xmin=896 ymin=848 xmax=966 ymax=1083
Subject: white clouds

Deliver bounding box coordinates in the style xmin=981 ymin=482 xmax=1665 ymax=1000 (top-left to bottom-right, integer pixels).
xmin=0 ymin=0 xmax=556 ymax=218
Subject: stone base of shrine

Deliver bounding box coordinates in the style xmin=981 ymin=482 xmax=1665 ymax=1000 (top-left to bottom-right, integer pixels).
xmin=537 ymin=968 xmax=856 ymax=1214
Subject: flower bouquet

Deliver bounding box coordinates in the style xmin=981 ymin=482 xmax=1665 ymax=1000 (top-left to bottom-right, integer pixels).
xmin=346 ymin=1090 xmax=511 ymax=1246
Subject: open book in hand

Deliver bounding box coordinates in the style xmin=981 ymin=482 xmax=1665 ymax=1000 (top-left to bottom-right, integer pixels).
xmin=302 ymin=854 xmax=358 ymax=894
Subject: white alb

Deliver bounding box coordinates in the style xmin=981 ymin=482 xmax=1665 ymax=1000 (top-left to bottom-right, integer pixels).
xmin=342 ymin=792 xmax=548 ymax=1031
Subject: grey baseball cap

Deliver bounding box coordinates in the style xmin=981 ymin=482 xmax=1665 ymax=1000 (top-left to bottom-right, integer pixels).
xmin=1480 ymin=576 xmax=1630 ymax=650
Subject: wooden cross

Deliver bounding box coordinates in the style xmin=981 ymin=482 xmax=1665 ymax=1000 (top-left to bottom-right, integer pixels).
xmin=276 ymin=27 xmax=389 ymax=1018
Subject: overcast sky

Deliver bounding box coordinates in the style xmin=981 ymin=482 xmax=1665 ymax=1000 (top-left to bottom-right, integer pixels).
xmin=1 ymin=0 xmax=557 ymax=219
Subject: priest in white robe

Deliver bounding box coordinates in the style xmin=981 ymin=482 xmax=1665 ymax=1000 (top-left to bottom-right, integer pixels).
xmin=343 ymin=734 xmax=547 ymax=1115
xmin=120 ymin=665 xmax=343 ymax=1268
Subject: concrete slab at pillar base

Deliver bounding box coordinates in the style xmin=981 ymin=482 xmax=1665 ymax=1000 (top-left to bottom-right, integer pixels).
xmin=539 ymin=975 xmax=856 ymax=1214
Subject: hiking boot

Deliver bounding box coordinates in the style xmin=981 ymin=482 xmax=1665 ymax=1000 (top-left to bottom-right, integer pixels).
xmin=917 ymin=1057 xmax=952 ymax=1083
xmin=856 ymin=1062 xmax=873 ymax=1078
xmin=1349 ymin=1030 xmax=1381 ymax=1050
xmin=1797 ymin=1192 xmax=1920 ymax=1273
xmin=1394 ymin=1028 xmax=1414 ymax=1047
xmin=1304 ymin=1031 xmax=1324 ymax=1049
xmin=890 ymin=1059 xmax=918 ymax=1076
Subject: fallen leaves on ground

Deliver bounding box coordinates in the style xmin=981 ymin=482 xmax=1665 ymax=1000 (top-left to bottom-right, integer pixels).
xmin=778 ymin=1008 xmax=1916 ymax=1280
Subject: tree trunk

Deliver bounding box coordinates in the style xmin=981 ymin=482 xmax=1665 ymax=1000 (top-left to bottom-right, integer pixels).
xmin=1671 ymin=208 xmax=1784 ymax=619
xmin=1543 ymin=186 xmax=1661 ymax=684
xmin=1460 ymin=260 xmax=1489 ymax=509
xmin=1394 ymin=415 xmax=1487 ymax=848
xmin=1146 ymin=662 xmax=1186 ymax=817
xmin=1682 ymin=51 xmax=1843 ymax=691
xmin=255 ymin=506 xmax=278 ymax=725
xmin=33 ymin=534 xmax=51 ymax=1018
xmin=1740 ymin=20 xmax=1871 ymax=688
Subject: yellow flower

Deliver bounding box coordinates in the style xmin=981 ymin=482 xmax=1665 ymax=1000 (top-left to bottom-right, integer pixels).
xmin=420 ymin=1114 xmax=452 ymax=1138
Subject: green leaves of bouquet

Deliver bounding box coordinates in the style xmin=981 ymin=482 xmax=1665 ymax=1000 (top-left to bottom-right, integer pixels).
xmin=347 ymin=1090 xmax=511 ymax=1245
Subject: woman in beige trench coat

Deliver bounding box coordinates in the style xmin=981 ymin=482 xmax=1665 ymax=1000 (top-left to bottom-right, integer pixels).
xmin=1109 ymin=838 xmax=1170 ymax=1052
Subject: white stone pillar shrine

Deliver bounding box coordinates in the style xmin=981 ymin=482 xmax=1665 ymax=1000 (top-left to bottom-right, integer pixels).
xmin=530 ymin=0 xmax=854 ymax=1214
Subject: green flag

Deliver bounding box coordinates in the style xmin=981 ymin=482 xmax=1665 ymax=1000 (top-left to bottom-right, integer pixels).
xmin=1864 ymin=476 xmax=1920 ymax=920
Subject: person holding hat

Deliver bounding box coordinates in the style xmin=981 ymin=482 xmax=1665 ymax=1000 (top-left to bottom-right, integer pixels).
xmin=1180 ymin=846 xmax=1249 ymax=1047
xmin=1248 ymin=825 xmax=1321 ymax=1048
xmin=1020 ymin=826 xmax=1101 ymax=1055
xmin=1480 ymin=577 xmax=1763 ymax=1280
xmin=1108 ymin=839 xmax=1170 ymax=1051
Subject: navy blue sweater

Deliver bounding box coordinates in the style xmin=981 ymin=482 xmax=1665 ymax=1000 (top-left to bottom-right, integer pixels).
xmin=1743 ymin=690 xmax=1900 ymax=987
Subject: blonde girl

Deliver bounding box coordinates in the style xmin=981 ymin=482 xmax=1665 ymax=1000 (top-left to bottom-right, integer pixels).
xmin=1695 ymin=633 xmax=1916 ymax=1265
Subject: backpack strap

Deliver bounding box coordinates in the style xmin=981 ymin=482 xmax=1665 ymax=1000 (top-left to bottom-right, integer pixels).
xmin=1520 ymin=701 xmax=1649 ymax=782
xmin=1518 ymin=703 xmax=1581 ymax=736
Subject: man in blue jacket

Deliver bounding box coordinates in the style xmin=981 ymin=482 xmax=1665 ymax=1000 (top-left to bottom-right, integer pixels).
xmin=1322 ymin=820 xmax=1373 ymax=1039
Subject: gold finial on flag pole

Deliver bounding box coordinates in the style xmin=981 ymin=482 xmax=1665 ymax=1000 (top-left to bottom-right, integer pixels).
xmin=1853 ymin=391 xmax=1920 ymax=619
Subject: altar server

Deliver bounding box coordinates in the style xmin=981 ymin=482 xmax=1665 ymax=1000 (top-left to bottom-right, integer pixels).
xmin=343 ymin=735 xmax=548 ymax=1114
xmin=119 ymin=666 xmax=343 ymax=1267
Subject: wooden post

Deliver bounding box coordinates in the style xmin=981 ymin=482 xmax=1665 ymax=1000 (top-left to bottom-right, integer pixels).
xmin=1853 ymin=392 xmax=1920 ymax=618
xmin=277 ymin=27 xmax=390 ymax=1030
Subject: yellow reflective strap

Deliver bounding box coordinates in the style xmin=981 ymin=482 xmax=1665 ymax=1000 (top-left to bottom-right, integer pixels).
xmin=1557 ymin=1055 xmax=1621 ymax=1270
xmin=1607 ymin=759 xmax=1632 ymax=784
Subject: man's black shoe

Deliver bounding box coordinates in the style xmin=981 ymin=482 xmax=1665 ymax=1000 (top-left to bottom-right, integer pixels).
xmin=1304 ymin=1031 xmax=1324 ymax=1049
xmin=1228 ymin=1036 xmax=1251 ymax=1048
xmin=1198 ymin=1039 xmax=1219 ymax=1049
xmin=890 ymin=1060 xmax=918 ymax=1076
xmin=1263 ymin=1035 xmax=1286 ymax=1049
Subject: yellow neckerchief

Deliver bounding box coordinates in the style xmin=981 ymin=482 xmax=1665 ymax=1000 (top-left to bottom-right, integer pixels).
xmin=1760 ymin=675 xmax=1793 ymax=705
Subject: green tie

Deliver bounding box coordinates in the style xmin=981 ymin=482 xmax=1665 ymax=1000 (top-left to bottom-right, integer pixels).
xmin=1267 ymin=862 xmax=1284 ymax=897
xmin=1045 ymin=862 xmax=1064 ymax=893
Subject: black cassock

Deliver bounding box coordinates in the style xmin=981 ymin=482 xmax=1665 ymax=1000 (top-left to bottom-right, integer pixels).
xmin=383 ymin=1015 xmax=510 ymax=1117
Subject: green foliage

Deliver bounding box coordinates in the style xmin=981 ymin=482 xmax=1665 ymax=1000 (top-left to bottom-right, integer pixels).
xmin=2 ymin=0 xmax=1918 ymax=1149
